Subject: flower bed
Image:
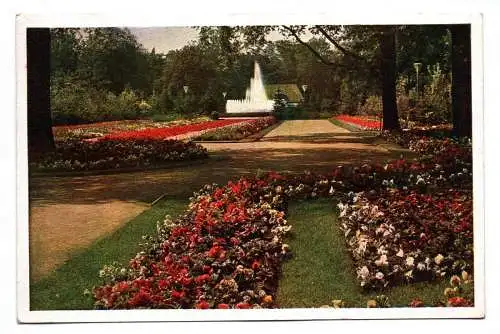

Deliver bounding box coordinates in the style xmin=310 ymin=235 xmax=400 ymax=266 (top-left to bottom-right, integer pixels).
xmin=53 ymin=118 xmax=210 ymax=141
xmin=100 ymin=119 xmax=251 ymax=141
xmin=29 ymin=139 xmax=208 ymax=172
xmin=338 ymin=189 xmax=473 ymax=290
xmin=334 ymin=115 xmax=382 ymax=130
xmin=193 ymin=116 xmax=277 ymax=141
xmin=92 ymin=134 xmax=473 ymax=309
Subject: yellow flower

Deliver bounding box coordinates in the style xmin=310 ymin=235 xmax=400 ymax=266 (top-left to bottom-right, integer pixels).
xmin=434 ymin=254 xmax=444 ymax=265
xmin=461 ymin=271 xmax=470 ymax=282
xmin=367 ymin=300 xmax=377 ymax=308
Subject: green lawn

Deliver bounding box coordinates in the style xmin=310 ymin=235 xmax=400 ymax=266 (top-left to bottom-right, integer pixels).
xmin=276 ymin=199 xmax=449 ymax=308
xmin=30 ymin=197 xmax=450 ymax=310
xmin=29 ymin=197 xmax=188 ymax=310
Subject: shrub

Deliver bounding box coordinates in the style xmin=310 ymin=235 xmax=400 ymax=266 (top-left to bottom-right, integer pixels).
xmin=51 ymin=76 xmax=146 ymax=125
xmin=359 ymin=95 xmax=383 ymax=117
xmin=209 ymin=111 xmax=220 ymax=120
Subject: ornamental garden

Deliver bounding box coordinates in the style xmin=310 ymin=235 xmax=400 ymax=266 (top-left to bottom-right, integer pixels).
xmin=26 ymin=25 xmax=475 ymax=311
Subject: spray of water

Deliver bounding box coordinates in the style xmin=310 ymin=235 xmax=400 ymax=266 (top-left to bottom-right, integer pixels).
xmin=226 ymin=61 xmax=274 ymax=114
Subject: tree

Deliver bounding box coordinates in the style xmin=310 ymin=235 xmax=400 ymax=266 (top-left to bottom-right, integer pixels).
xmin=379 ymin=26 xmax=400 ymax=130
xmin=276 ymin=25 xmax=400 ymax=129
xmin=450 ymin=24 xmax=472 ymax=137
xmin=27 ymin=28 xmax=55 ymax=153
xmin=78 ymin=28 xmax=147 ymax=94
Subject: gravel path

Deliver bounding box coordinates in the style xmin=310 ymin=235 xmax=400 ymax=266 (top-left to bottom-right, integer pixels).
xmin=264 ymin=119 xmax=349 ymax=138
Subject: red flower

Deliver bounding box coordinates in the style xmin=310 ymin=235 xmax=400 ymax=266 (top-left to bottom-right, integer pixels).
xmin=194 ymin=274 xmax=211 ymax=285
xmin=447 ymin=297 xmax=471 ymax=307
xmin=101 ymin=119 xmax=249 ymax=141
xmin=217 ymin=303 xmax=230 ymax=309
xmin=196 ymin=301 xmax=210 ymax=309
xmin=171 ymin=290 xmax=185 ymax=299
xmin=236 ymin=302 xmax=251 ymax=309
xmin=408 ymin=298 xmax=425 ymax=307
xmin=251 ymin=260 xmax=261 ymax=270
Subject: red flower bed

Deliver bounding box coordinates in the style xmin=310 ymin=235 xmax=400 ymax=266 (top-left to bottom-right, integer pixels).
xmin=101 ymin=119 xmax=250 ymax=141
xmin=193 ymin=116 xmax=277 ymax=141
xmin=335 ymin=115 xmax=381 ymax=130
xmin=92 ymin=135 xmax=473 ymax=309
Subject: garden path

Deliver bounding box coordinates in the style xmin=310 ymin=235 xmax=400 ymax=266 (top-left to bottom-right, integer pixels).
xmin=28 ymin=120 xmax=411 ymax=282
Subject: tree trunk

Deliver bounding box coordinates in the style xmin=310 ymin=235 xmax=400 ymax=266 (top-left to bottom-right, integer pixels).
xmin=379 ymin=27 xmax=400 ymax=130
xmin=27 ymin=28 xmax=55 ymax=154
xmin=450 ymin=24 xmax=472 ymax=137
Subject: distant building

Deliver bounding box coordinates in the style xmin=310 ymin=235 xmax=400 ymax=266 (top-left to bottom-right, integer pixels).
xmin=265 ymin=84 xmax=304 ymax=106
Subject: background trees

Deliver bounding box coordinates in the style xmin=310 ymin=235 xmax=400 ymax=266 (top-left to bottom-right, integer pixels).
xmin=26 ymin=24 xmax=472 ymax=154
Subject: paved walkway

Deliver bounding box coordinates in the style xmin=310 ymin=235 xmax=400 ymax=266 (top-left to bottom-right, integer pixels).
xmin=264 ymin=119 xmax=349 ymax=137
xmin=28 ymin=120 xmax=409 ymax=282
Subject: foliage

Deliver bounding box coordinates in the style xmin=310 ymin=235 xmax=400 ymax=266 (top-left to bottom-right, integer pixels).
xmin=50 ymin=28 xmax=167 ymax=124
xmin=272 ymin=90 xmax=289 ymax=114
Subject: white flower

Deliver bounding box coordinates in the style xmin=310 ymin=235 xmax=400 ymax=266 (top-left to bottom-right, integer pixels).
xmin=357 ymin=266 xmax=370 ymax=280
xmin=434 ymin=254 xmax=445 ymax=265
xmin=329 ymin=186 xmax=335 ymax=195
xmin=377 ymin=246 xmax=388 ymax=255
xmin=396 ymin=249 xmax=404 ymax=257
xmin=406 ymin=256 xmax=415 ymax=267
xmin=382 ymin=180 xmax=389 ymax=186
xmin=404 ymin=270 xmax=413 ymax=279
xmin=375 ymin=255 xmax=389 ymax=267
xmin=375 ymin=272 xmax=384 ymax=280
xmin=417 ymin=262 xmax=426 ymax=271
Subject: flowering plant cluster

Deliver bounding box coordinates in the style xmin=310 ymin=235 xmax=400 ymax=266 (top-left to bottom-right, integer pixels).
xmin=323 ymin=271 xmax=473 ymax=308
xmin=93 ymin=176 xmax=293 ymax=309
xmin=53 ymin=118 xmax=209 ymax=141
xmin=193 ymin=117 xmax=276 ymax=141
xmin=92 ymin=133 xmax=473 ymax=308
xmin=334 ymin=115 xmax=382 ymax=130
xmin=30 ymin=139 xmax=208 ymax=172
xmin=100 ymin=119 xmax=251 ymax=141
xmin=338 ymin=189 xmax=472 ymax=289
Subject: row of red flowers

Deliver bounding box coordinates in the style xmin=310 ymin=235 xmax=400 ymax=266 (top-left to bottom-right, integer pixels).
xmin=334 ymin=115 xmax=382 ymax=130
xmin=92 ymin=133 xmax=472 ymax=308
xmin=100 ymin=119 xmax=252 ymax=141
xmin=193 ymin=116 xmax=277 ymax=141
xmin=52 ymin=118 xmax=211 ymax=141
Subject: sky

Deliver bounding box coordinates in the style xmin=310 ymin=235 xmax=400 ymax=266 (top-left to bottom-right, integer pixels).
xmin=129 ymin=26 xmax=310 ymax=53
xmin=129 ymin=27 xmax=199 ymax=53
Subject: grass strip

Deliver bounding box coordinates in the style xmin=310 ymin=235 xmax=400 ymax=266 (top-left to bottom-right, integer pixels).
xmin=277 ymin=199 xmax=448 ymax=308
xmin=29 ymin=197 xmax=187 ymax=310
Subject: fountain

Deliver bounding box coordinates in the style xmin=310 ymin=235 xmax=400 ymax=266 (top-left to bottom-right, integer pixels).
xmin=226 ymin=61 xmax=275 ymax=114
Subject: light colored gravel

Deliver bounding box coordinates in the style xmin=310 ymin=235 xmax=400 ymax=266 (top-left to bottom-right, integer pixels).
xmin=264 ymin=120 xmax=349 ymax=138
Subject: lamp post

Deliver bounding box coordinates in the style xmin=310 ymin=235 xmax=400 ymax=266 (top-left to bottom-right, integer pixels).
xmin=222 ymin=91 xmax=227 ymax=99
xmin=183 ymin=85 xmax=189 ymax=94
xmin=412 ymin=62 xmax=422 ymax=126
xmin=301 ymin=84 xmax=309 ymax=105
